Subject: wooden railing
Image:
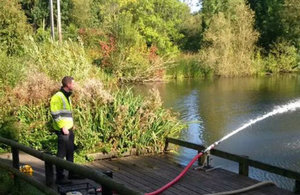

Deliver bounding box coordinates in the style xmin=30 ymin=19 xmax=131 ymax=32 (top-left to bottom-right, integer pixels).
xmin=165 ymin=137 xmax=300 ymax=193
xmin=0 ymin=136 xmax=142 ymax=195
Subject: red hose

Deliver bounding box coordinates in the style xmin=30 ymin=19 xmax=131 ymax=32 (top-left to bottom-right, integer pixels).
xmin=145 ymin=152 xmax=204 ymax=195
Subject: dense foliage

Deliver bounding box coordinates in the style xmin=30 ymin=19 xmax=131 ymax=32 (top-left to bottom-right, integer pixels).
xmin=1 ymin=0 xmax=299 ymax=78
xmin=0 ymin=0 xmax=32 ymax=55
xmin=0 ymin=0 xmax=186 ymax=160
xmin=200 ymin=0 xmax=259 ymax=76
xmin=0 ymin=0 xmax=300 ymax=161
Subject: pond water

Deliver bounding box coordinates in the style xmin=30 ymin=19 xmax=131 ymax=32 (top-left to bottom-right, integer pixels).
xmin=133 ymin=75 xmax=300 ymax=191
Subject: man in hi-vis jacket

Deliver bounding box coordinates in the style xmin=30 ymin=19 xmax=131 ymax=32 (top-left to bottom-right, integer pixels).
xmin=50 ymin=76 xmax=75 ymax=184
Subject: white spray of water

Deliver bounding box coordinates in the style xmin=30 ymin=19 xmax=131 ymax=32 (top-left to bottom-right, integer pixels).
xmin=145 ymin=100 xmax=300 ymax=195
xmin=204 ymin=99 xmax=300 ymax=153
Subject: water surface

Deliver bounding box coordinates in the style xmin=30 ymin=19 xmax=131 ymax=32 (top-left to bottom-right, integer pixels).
xmin=133 ymin=75 xmax=300 ymax=191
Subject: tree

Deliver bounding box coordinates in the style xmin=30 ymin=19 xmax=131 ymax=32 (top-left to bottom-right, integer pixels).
xmin=20 ymin=0 xmax=74 ymax=29
xmin=248 ymin=0 xmax=285 ymax=51
xmin=127 ymin=0 xmax=190 ymax=54
xmin=92 ymin=0 xmax=189 ymax=54
xmin=71 ymin=0 xmax=93 ymax=28
xmin=201 ymin=0 xmax=229 ymax=31
xmin=280 ymin=0 xmax=300 ymax=48
xmin=0 ymin=0 xmax=32 ymax=55
xmin=179 ymin=13 xmax=203 ymax=52
xmin=201 ymin=0 xmax=258 ymax=76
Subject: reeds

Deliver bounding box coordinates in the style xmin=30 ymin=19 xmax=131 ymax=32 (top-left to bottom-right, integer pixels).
xmin=167 ymin=54 xmax=212 ymax=79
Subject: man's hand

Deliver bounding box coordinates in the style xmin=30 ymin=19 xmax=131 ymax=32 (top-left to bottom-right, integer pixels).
xmin=62 ymin=127 xmax=69 ymax=135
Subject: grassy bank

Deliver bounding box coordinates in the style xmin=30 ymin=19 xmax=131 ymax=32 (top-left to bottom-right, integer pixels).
xmin=167 ymin=45 xmax=299 ymax=79
xmin=0 ymin=38 xmax=185 ymax=162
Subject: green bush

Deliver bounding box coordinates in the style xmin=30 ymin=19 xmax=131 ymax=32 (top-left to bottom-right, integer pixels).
xmin=264 ymin=40 xmax=298 ymax=73
xmin=73 ymin=88 xmax=184 ymax=154
xmin=0 ymin=0 xmax=32 ymax=56
xmin=0 ymin=52 xmax=26 ymax=88
xmin=0 ymin=111 xmax=20 ymax=153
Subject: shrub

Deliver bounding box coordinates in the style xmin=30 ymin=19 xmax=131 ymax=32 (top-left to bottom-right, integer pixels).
xmin=264 ymin=40 xmax=298 ymax=73
xmin=1 ymin=72 xmax=184 ymax=159
xmin=0 ymin=52 xmax=26 ymax=88
xmin=12 ymin=71 xmax=59 ymax=105
xmin=72 ymin=88 xmax=184 ymax=154
xmin=0 ymin=0 xmax=32 ymax=55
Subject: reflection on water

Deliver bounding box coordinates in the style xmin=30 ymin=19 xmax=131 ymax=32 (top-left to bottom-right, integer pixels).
xmin=132 ymin=75 xmax=300 ymax=191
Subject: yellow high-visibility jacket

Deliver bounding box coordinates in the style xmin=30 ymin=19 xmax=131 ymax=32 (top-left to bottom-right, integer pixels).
xmin=50 ymin=91 xmax=73 ymax=131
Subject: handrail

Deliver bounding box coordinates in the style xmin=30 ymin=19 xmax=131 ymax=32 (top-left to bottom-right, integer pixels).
xmin=0 ymin=136 xmax=142 ymax=195
xmin=0 ymin=160 xmax=59 ymax=195
xmin=165 ymin=137 xmax=300 ymax=192
xmin=210 ymin=148 xmax=300 ymax=180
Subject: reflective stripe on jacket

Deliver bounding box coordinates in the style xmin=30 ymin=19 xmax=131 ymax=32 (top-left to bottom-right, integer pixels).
xmin=50 ymin=91 xmax=73 ymax=130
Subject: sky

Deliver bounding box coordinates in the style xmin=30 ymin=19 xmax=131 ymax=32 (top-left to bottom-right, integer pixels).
xmin=180 ymin=0 xmax=201 ymax=13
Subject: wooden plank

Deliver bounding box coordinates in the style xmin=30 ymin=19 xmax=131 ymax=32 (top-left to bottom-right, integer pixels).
xmin=143 ymin=155 xmax=293 ymax=194
xmin=106 ymin=155 xmax=213 ymax=194
xmin=91 ymin=161 xmax=153 ymax=193
xmin=142 ymin=155 xmax=241 ymax=193
xmin=104 ymin=158 xmax=188 ymax=195
xmin=94 ymin=159 xmax=174 ymax=194
xmin=114 ymin=156 xmax=205 ymax=195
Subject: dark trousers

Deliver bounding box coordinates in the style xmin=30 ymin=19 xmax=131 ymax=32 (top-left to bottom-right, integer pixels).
xmin=56 ymin=130 xmax=74 ymax=180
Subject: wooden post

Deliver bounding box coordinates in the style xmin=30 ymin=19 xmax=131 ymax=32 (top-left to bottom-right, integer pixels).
xmin=49 ymin=0 xmax=55 ymax=40
xmin=239 ymin=156 xmax=249 ymax=176
xmin=45 ymin=162 xmax=54 ymax=187
xmin=294 ymin=180 xmax=300 ymax=194
xmin=198 ymin=150 xmax=204 ymax=166
xmin=57 ymin=0 xmax=62 ymax=42
xmin=12 ymin=147 xmax=19 ymax=169
xmin=206 ymin=154 xmax=210 ymax=167
xmin=164 ymin=138 xmax=169 ymax=152
xmin=12 ymin=147 xmax=20 ymax=190
xmin=102 ymin=171 xmax=113 ymax=195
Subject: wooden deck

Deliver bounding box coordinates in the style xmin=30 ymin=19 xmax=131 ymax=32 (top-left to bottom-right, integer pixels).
xmin=89 ymin=153 xmax=294 ymax=195
xmin=0 ymin=152 xmax=295 ymax=194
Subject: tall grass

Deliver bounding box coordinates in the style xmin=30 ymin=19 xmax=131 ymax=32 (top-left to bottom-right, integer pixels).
xmin=167 ymin=54 xmax=212 ymax=79
xmin=24 ymin=37 xmax=93 ymax=82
